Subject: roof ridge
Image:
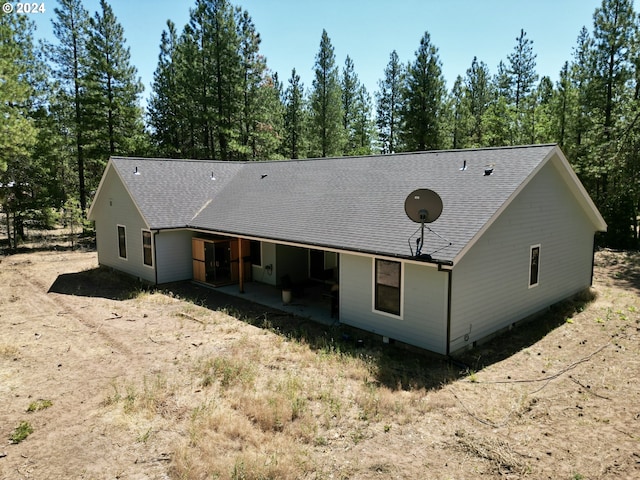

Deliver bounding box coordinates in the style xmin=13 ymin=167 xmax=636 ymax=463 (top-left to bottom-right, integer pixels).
xmin=110 ymin=144 xmax=558 ymax=165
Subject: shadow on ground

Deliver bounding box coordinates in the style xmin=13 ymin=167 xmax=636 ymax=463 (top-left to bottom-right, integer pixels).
xmin=595 ymin=248 xmax=640 ymax=295
xmin=48 ymin=266 xmax=595 ymax=392
xmin=48 ymin=266 xmax=143 ymax=301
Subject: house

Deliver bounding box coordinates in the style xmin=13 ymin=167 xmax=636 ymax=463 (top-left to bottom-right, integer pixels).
xmin=87 ymin=144 xmax=606 ymax=355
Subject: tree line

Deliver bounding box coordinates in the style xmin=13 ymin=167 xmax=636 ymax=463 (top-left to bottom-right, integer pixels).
xmin=1 ymin=0 xmax=638 ymax=249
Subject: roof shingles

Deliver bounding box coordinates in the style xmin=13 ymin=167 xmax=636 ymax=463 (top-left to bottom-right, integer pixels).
xmin=107 ymin=145 xmax=558 ymax=263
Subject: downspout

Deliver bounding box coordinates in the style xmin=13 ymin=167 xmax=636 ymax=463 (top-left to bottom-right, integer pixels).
xmin=446 ymin=268 xmax=452 ymax=356
xmin=438 ymin=263 xmax=453 ymax=356
xmin=153 ymin=230 xmax=159 ymax=285
xmin=590 ymin=233 xmax=596 ymax=287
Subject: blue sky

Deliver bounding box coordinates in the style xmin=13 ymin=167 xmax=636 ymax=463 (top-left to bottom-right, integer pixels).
xmin=24 ymin=0 xmax=635 ymax=105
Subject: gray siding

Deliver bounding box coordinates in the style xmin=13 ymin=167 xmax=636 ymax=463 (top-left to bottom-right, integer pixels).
xmin=156 ymin=230 xmax=194 ymax=283
xmin=91 ymin=166 xmax=155 ymax=283
xmin=252 ymin=241 xmax=277 ymax=286
xmin=340 ymin=253 xmax=448 ymax=353
xmin=449 ymin=158 xmax=596 ymax=352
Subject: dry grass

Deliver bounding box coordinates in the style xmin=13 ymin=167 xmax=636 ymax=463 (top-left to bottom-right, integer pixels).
xmin=1 ymin=245 xmax=639 ymax=479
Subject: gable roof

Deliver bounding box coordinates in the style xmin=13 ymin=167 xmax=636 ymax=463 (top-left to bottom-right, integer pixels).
xmin=89 ymin=145 xmax=606 ymax=265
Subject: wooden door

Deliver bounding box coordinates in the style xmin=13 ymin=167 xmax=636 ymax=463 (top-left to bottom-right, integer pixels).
xmin=192 ymin=238 xmax=206 ymax=282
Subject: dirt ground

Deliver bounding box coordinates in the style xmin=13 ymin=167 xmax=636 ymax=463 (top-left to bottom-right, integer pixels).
xmin=0 ymin=241 xmax=639 ymax=479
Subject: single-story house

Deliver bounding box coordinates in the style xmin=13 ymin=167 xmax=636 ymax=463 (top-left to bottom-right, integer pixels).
xmin=87 ymin=144 xmax=606 ymax=355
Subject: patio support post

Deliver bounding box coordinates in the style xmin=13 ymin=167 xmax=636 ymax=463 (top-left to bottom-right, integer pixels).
xmin=238 ymin=238 xmax=245 ymax=293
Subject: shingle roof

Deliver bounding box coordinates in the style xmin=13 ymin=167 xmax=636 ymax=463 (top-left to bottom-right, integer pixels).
xmin=99 ymin=144 xmax=592 ymax=264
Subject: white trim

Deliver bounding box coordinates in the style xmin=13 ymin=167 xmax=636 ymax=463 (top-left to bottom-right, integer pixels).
xmin=528 ymin=244 xmax=541 ymax=288
xmin=371 ymin=258 xmax=404 ymax=320
xmin=142 ymin=229 xmax=154 ymax=268
xmin=117 ymin=224 xmax=128 ymax=260
xmin=88 ymin=159 xmax=151 ymax=230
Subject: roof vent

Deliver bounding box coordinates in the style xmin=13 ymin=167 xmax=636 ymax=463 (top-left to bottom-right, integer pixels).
xmin=210 ymin=172 xmax=216 ymax=180
xmin=459 ymin=160 xmax=467 ymax=171
xmin=484 ymin=166 xmax=494 ymax=176
xmin=261 ymin=174 xmax=268 ymax=179
xmin=134 ymin=166 xmax=141 ymax=175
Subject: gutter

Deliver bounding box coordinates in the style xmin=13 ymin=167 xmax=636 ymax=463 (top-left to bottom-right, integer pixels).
xmin=182 ymin=225 xmax=455 ymax=268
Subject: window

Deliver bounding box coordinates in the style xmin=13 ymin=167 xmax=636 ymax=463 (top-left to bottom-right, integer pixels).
xmin=142 ymin=230 xmax=153 ymax=267
xmin=529 ymin=245 xmax=540 ymax=287
xmin=250 ymin=240 xmax=262 ymax=266
xmin=374 ymin=259 xmax=402 ymax=317
xmin=117 ymin=225 xmax=127 ymax=259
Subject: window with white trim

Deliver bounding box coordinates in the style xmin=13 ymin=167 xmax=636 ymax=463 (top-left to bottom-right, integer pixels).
xmin=117 ymin=225 xmax=127 ymax=259
xmin=142 ymin=230 xmax=153 ymax=267
xmin=529 ymin=245 xmax=540 ymax=287
xmin=374 ymin=259 xmax=402 ymax=317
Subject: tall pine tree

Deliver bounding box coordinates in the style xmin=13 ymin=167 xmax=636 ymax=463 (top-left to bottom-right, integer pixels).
xmin=309 ymin=30 xmax=344 ymax=157
xmin=84 ymin=0 xmax=145 ymax=194
xmin=401 ymin=32 xmax=446 ymax=151
xmin=376 ymin=50 xmax=405 ymax=153
xmin=49 ymin=0 xmax=90 ymax=211
xmin=464 ymin=56 xmax=492 ymax=146
xmin=507 ymin=29 xmax=538 ymax=144
xmin=283 ymin=68 xmax=307 ymax=159
xmin=148 ymin=20 xmax=182 ymax=157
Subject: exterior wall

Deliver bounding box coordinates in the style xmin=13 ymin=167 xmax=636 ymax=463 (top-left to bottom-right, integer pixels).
xmin=252 ymin=241 xmax=277 ymax=286
xmin=339 ymin=253 xmax=448 ymax=354
xmin=91 ymin=166 xmax=155 ymax=283
xmin=449 ymin=158 xmax=596 ymax=352
xmin=156 ymin=229 xmax=195 ymax=283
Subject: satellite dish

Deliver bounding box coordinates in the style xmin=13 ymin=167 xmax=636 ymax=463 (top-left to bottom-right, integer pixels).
xmin=404 ymin=189 xmax=443 ymax=224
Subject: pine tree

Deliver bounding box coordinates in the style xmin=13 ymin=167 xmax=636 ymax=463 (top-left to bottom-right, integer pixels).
xmin=84 ymin=0 xmax=145 ymax=193
xmin=340 ymin=56 xmax=372 ymax=155
xmin=249 ymin=71 xmax=284 ymax=160
xmin=401 ymin=31 xmax=446 ymax=151
xmin=0 ymin=13 xmax=50 ymax=246
xmin=589 ymin=0 xmax=638 ymax=247
xmin=0 ymin=14 xmax=37 ymax=174
xmin=532 ymin=76 xmax=555 ymax=143
xmin=447 ymin=75 xmax=468 ymax=149
xmin=507 ymin=29 xmax=538 ymax=111
xmin=349 ymin=85 xmax=374 ymax=155
xmin=148 ymin=20 xmax=182 ymax=157
xmin=283 ymin=68 xmax=307 ymax=159
xmin=464 ymin=57 xmax=491 ymax=146
xmin=237 ymin=8 xmax=266 ymax=159
xmin=376 ymin=50 xmax=405 ymax=153
xmin=507 ymin=29 xmax=538 ymax=144
xmin=49 ymin=0 xmax=90 ymax=211
xmin=309 ymin=30 xmax=344 ymax=157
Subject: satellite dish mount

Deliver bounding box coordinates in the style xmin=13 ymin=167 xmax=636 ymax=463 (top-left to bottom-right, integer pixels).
xmin=404 ymin=189 xmax=444 ymax=258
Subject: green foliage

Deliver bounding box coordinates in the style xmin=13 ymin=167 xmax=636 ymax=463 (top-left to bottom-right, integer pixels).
xmin=283 ymin=68 xmax=308 ymax=159
xmin=10 ymin=421 xmax=33 ymax=444
xmin=0 ymin=14 xmax=38 ymax=174
xmin=49 ymin=0 xmax=91 ymax=211
xmin=84 ymin=0 xmax=146 ymax=187
xmin=376 ymin=50 xmax=405 ymax=153
xmin=27 ymin=399 xmax=53 ymax=412
xmin=401 ymin=31 xmax=446 ymax=151
xmin=309 ymin=29 xmax=345 ymax=157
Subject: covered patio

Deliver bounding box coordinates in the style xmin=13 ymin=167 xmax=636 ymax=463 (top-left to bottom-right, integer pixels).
xmin=215 ymin=281 xmax=338 ymax=327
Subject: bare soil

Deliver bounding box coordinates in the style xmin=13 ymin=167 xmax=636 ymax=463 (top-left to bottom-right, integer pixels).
xmin=1 ymin=238 xmax=639 ymax=479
